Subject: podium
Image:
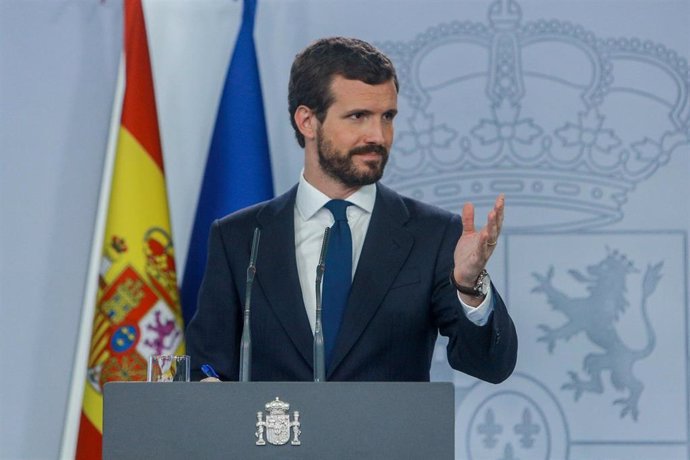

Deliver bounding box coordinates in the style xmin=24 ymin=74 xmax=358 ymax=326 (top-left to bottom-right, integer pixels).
xmin=103 ymin=382 xmax=454 ymax=459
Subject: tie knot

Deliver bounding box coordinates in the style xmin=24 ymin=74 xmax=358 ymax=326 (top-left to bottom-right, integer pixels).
xmin=324 ymin=199 xmax=351 ymax=222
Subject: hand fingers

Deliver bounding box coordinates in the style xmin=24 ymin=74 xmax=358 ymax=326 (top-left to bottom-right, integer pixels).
xmin=461 ymin=195 xmax=504 ymax=245
xmin=461 ymin=202 xmax=475 ymax=234
xmin=486 ymin=210 xmax=498 ymax=245
xmin=485 ymin=194 xmax=504 ymax=246
xmin=495 ymin=193 xmax=505 ymax=234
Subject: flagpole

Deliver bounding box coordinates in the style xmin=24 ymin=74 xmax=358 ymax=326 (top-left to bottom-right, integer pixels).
xmin=59 ymin=52 xmax=126 ymax=460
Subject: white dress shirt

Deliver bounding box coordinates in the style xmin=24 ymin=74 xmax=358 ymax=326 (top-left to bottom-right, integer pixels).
xmin=293 ymin=172 xmax=493 ymax=332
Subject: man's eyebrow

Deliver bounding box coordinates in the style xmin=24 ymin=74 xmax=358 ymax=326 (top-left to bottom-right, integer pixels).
xmin=339 ymin=108 xmax=373 ymax=118
xmin=342 ymin=108 xmax=398 ymax=116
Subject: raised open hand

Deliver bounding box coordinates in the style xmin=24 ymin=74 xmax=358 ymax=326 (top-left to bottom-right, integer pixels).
xmin=452 ymin=193 xmax=504 ymax=291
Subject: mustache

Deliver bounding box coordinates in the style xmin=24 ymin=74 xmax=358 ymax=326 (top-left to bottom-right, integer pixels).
xmin=349 ymin=144 xmax=388 ymax=157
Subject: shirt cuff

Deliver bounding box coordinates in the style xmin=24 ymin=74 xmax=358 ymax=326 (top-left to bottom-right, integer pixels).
xmin=457 ymin=288 xmax=494 ymax=326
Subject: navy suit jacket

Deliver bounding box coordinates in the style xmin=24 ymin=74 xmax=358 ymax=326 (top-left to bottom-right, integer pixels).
xmin=185 ymin=184 xmax=517 ymax=382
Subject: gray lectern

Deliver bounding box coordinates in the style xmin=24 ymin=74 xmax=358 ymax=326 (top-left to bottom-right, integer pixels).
xmin=103 ymin=382 xmax=454 ymax=459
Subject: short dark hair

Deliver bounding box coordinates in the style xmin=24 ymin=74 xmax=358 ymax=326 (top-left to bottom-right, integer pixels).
xmin=288 ymin=37 xmax=399 ymax=147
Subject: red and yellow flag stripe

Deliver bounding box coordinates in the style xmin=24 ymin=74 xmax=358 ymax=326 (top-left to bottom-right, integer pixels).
xmin=75 ymin=1 xmax=184 ymax=458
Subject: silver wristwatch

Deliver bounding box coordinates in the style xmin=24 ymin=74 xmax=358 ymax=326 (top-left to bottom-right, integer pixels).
xmin=450 ymin=269 xmax=490 ymax=297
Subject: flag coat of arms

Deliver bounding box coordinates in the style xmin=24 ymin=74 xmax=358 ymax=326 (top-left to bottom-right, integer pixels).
xmin=75 ymin=1 xmax=184 ymax=458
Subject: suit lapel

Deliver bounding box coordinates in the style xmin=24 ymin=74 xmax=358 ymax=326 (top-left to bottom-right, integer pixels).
xmin=328 ymin=185 xmax=413 ymax=377
xmin=255 ymin=186 xmax=314 ymax=368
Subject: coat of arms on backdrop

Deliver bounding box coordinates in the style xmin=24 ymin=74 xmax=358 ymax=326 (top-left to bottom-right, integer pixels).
xmin=379 ymin=0 xmax=690 ymax=458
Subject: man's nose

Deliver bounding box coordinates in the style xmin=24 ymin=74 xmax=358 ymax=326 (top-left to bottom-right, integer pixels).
xmin=362 ymin=119 xmax=387 ymax=144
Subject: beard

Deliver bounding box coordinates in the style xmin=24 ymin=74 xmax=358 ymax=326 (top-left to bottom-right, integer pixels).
xmin=316 ymin=126 xmax=389 ymax=188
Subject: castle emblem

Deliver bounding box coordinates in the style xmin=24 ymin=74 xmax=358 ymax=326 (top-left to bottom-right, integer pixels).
xmin=255 ymin=397 xmax=302 ymax=446
xmin=532 ymin=248 xmax=663 ymax=420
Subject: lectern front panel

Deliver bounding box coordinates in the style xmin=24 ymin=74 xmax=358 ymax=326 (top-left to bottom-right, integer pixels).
xmin=103 ymin=381 xmax=454 ymax=459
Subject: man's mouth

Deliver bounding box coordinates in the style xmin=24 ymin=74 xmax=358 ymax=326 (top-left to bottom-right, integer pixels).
xmin=350 ymin=145 xmax=388 ymax=157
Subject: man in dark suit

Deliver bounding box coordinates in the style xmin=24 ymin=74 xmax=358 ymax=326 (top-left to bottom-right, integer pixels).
xmin=185 ymin=37 xmax=517 ymax=383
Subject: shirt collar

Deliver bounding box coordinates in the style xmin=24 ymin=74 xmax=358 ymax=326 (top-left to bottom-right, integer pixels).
xmin=296 ymin=170 xmax=377 ymax=220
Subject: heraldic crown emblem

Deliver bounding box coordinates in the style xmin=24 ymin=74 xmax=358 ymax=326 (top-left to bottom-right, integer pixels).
xmin=379 ymin=0 xmax=690 ymax=232
xmin=255 ymin=397 xmax=302 ymax=446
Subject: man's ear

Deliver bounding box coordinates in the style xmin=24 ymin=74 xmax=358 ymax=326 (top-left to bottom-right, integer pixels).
xmin=294 ymin=105 xmax=317 ymax=142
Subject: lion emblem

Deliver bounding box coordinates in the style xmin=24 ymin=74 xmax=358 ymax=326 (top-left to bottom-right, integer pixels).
xmin=532 ymin=248 xmax=663 ymax=420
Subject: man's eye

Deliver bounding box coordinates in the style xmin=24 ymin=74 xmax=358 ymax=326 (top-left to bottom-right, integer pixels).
xmin=350 ymin=112 xmax=364 ymax=120
xmin=383 ymin=111 xmax=397 ymax=121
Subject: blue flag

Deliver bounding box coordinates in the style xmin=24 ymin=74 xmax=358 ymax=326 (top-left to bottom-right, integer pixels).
xmin=181 ymin=0 xmax=273 ymax=325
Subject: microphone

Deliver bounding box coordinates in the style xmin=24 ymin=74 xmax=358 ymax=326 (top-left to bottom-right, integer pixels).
xmin=239 ymin=227 xmax=261 ymax=382
xmin=313 ymin=227 xmax=330 ymax=382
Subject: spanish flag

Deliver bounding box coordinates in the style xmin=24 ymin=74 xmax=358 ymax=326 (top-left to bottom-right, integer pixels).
xmin=75 ymin=1 xmax=184 ymax=458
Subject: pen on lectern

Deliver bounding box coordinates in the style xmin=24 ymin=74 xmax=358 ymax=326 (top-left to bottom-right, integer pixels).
xmin=201 ymin=363 xmax=220 ymax=380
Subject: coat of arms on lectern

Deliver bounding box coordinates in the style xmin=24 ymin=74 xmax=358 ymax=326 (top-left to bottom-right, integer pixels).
xmin=255 ymin=397 xmax=301 ymax=446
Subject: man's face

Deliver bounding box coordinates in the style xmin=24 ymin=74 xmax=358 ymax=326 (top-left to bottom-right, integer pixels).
xmin=315 ymin=76 xmax=398 ymax=188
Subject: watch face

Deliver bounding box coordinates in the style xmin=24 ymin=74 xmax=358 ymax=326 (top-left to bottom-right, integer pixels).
xmin=478 ymin=272 xmax=490 ymax=295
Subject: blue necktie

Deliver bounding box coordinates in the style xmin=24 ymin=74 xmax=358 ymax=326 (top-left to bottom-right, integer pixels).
xmin=322 ymin=199 xmax=353 ymax=370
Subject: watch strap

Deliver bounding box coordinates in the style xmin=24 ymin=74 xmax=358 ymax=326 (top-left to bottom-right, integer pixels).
xmin=449 ymin=269 xmax=488 ymax=297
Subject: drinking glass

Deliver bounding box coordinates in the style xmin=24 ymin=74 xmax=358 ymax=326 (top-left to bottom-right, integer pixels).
xmin=147 ymin=355 xmax=190 ymax=382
